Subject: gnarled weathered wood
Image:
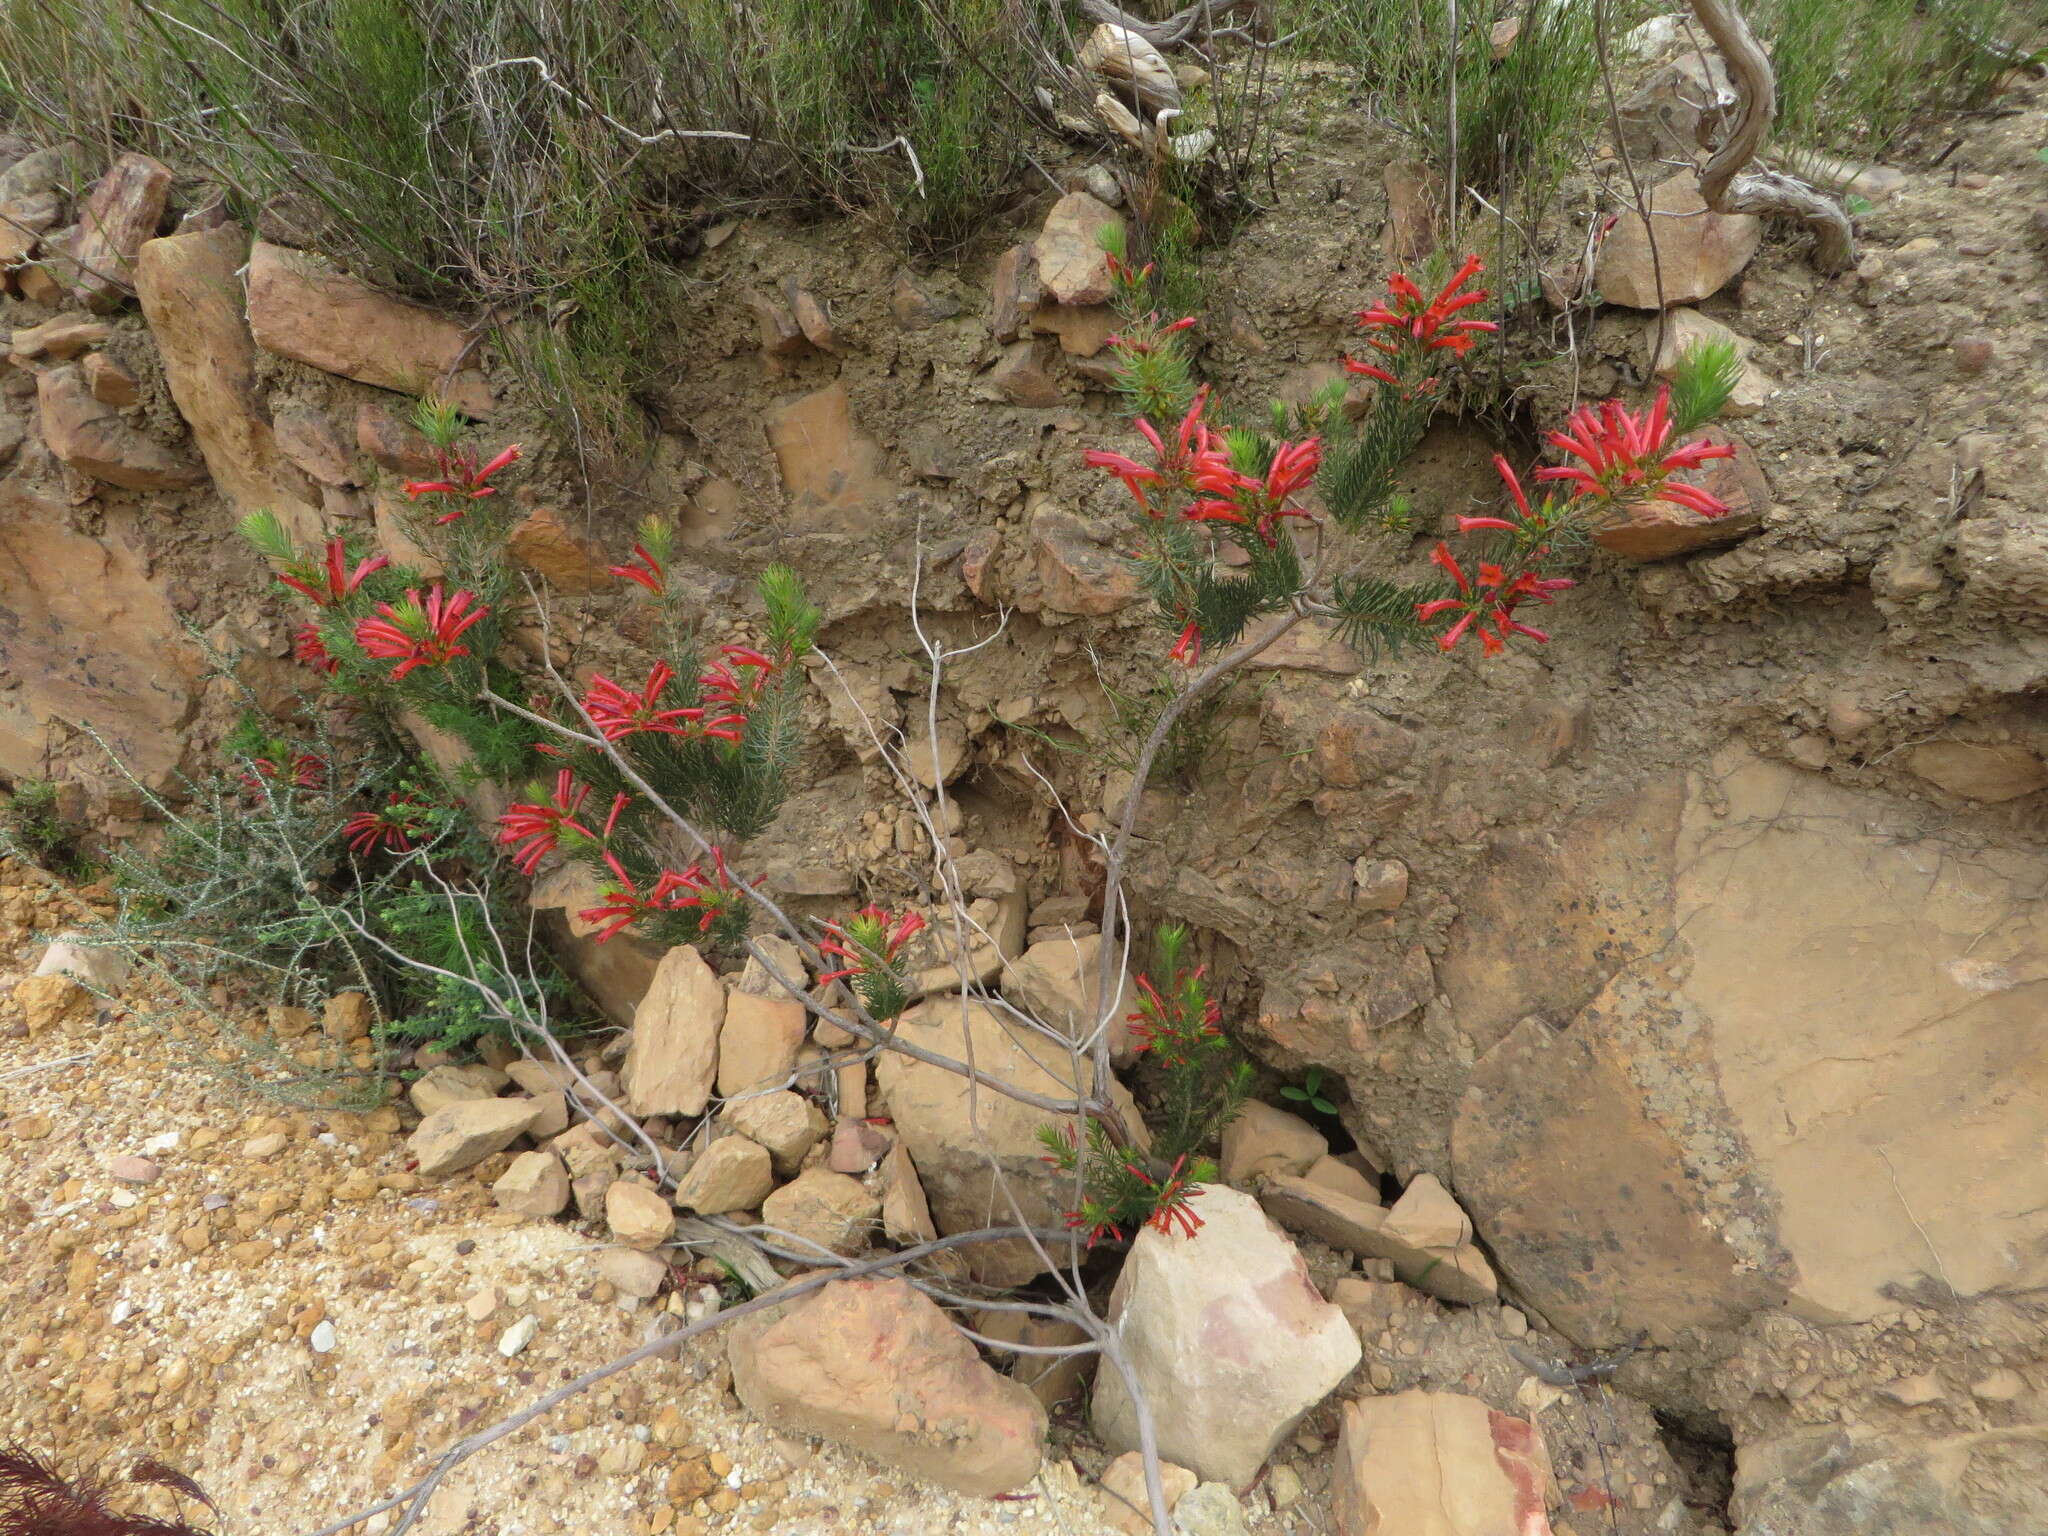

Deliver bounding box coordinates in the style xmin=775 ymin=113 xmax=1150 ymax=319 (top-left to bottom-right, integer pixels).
xmin=1688 ymin=0 xmax=1857 ymax=273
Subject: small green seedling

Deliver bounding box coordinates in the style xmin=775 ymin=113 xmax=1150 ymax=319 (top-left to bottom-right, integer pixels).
xmin=1281 ymin=1067 xmax=1339 ymax=1118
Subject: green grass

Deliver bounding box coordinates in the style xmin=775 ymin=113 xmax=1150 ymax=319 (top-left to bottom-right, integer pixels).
xmin=0 ymin=0 xmax=1036 ymax=449
xmin=1757 ymin=0 xmax=2045 ymax=156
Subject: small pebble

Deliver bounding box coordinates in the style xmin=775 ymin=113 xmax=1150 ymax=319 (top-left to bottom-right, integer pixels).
xmin=140 ymin=1132 xmax=180 ymax=1154
xmin=108 ymin=1155 xmax=161 ymax=1183
xmin=310 ymin=1320 xmax=337 ymax=1353
xmin=499 ymin=1315 xmax=539 ymax=1357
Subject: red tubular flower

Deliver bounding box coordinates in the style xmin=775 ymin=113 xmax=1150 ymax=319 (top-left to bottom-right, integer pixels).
xmin=240 ymin=752 xmax=325 ymax=794
xmin=1168 ymin=620 xmax=1202 ymax=667
xmin=293 ymin=622 xmax=339 ymax=675
xmin=665 ymin=845 xmax=758 ymax=934
xmin=609 ymin=542 xmax=665 ymax=594
xmin=1535 ymin=385 xmax=1737 ymax=516
xmin=1145 ymin=1155 xmax=1206 ymax=1239
xmin=1083 ymin=447 xmax=1166 ymax=515
xmin=576 ymin=852 xmax=720 ymax=943
xmin=1063 ymin=1209 xmax=1125 ymax=1249
xmin=354 ymin=586 xmax=487 ymax=680
xmin=344 ymin=792 xmax=430 ymax=856
xmin=277 ymin=537 xmax=389 ymax=608
xmin=496 ymin=769 xmax=596 ymax=875
xmin=818 ymin=904 xmax=927 ymax=985
xmin=583 ymin=662 xmax=709 ymax=742
xmin=404 ymin=444 xmax=522 ymax=522
xmin=1352 ymin=254 xmax=1499 ymax=380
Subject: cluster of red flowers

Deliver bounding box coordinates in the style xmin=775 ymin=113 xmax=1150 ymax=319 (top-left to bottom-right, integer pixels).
xmin=817 ymin=904 xmax=928 ymax=987
xmin=496 ymin=769 xmax=627 ymax=875
xmin=1084 ymin=391 xmax=1322 ymax=550
xmin=1133 ymin=1155 xmax=1205 ymax=1239
xmin=354 ymin=585 xmax=489 ymax=680
xmin=1537 ymin=385 xmax=1736 ymax=517
xmin=582 ymin=660 xmax=744 ymax=746
xmin=293 ymin=622 xmax=339 ymax=675
xmin=343 ymin=792 xmax=432 ymax=856
xmin=1126 ymin=967 xmax=1223 ymax=1066
xmin=238 ymin=753 xmax=324 ymax=793
xmin=575 ymin=846 xmax=751 ymax=943
xmin=1342 ymin=253 xmax=1498 ymax=388
xmin=275 ymin=537 xmax=388 ymax=609
xmin=403 ymin=444 xmax=521 ymax=525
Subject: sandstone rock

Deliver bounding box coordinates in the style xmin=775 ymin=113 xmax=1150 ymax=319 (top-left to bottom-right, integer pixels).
xmin=246 ymin=241 xmax=492 ymax=413
xmin=1352 ymin=858 xmax=1410 ymax=912
xmin=1904 ymin=741 xmax=2046 ymax=803
xmin=1597 ymin=174 xmax=1761 ymax=308
xmin=1731 ymin=1424 xmax=2048 ymax=1536
xmin=988 ymin=242 xmax=1041 ymax=342
xmin=0 ymin=188 xmax=60 ymax=278
xmin=519 ymin=1090 xmax=569 ymax=1140
xmin=1000 ymin=932 xmax=1135 ymax=1062
xmin=562 ymin=1141 xmax=620 ymax=1220
xmin=722 ymin=1090 xmax=828 ymax=1177
xmin=33 ymin=934 xmax=130 ymax=994
xmin=1033 ymin=192 xmax=1120 ymax=306
xmin=0 ymin=484 xmax=206 ymax=791
xmin=1449 ymin=748 xmax=2048 ymax=1338
xmin=765 ymin=380 xmax=893 ymax=533
xmin=271 ymin=403 xmax=359 ymax=486
xmin=410 ymin=1098 xmax=542 ymax=1178
xmin=891 ymin=270 xmax=960 ymax=331
xmin=1175 ymin=1484 xmax=1251 ymax=1536
xmin=355 ymin=401 xmax=438 ymax=475
xmin=1332 ymin=1392 xmax=1553 ymax=1536
xmin=717 ymin=991 xmax=808 ymax=1097
xmin=493 ymin=1150 xmax=571 ymax=1218
xmin=597 ymin=1246 xmax=668 ymax=1299
xmin=972 ymin=1309 xmax=1091 ymax=1412
xmin=1303 ymin=1154 xmax=1382 ymax=1204
xmin=1258 ymin=1174 xmax=1496 ymax=1306
xmin=672 ymin=1135 xmax=773 ymax=1215
xmin=1100 ymin=1451 xmax=1197 ymax=1535
xmin=876 ymin=999 xmax=1144 ymax=1286
xmin=133 ymin=223 xmax=324 ymax=540
xmin=1029 ymin=301 xmax=1118 ymax=357
xmin=1030 ymin=500 xmax=1140 ymax=615
xmin=67 ymin=153 xmax=171 ymax=310
xmin=1650 ymin=307 xmax=1774 ymax=415
xmin=760 ymin=1168 xmax=880 ymax=1257
xmin=1385 ymin=1173 xmax=1473 ymax=1250
xmin=504 ymin=1058 xmax=577 ymax=1095
xmin=408 ymin=1063 xmax=510 ymax=1117
xmin=785 ymin=282 xmax=836 ymax=352
xmin=506 ymin=508 xmax=614 ymax=591
xmin=988 ymin=339 xmax=1062 ymax=407
xmin=606 ymin=1179 xmax=676 ymax=1248
xmin=728 ymin=1277 xmax=1046 ymax=1496
xmin=737 ymin=935 xmax=810 ymax=997
xmin=108 ymin=1155 xmax=160 ymax=1184
xmin=624 ymin=945 xmax=723 ymax=1118
xmin=11 ymin=314 xmax=110 ymax=361
xmin=37 ymin=363 xmax=203 ymax=489
xmin=82 ymin=352 xmax=137 ymax=407
xmin=1589 ymin=425 xmax=1768 ymax=561
xmin=748 ymin=291 xmax=808 ymax=357
xmin=1219 ymin=1101 xmax=1326 ymax=1187
xmin=879 ymin=1140 xmax=938 ymax=1244
xmin=1092 ymin=1185 xmax=1359 ymax=1487
xmin=14 ymin=973 xmax=87 ymax=1036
